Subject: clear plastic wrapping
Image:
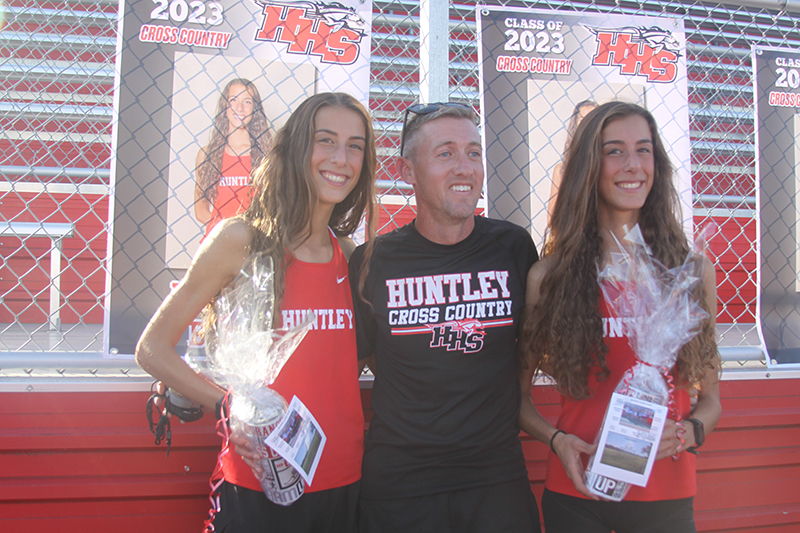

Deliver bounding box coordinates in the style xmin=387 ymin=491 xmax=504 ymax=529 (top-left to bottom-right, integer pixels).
xmin=584 ymin=225 xmax=708 ymax=500
xmin=192 ymin=252 xmax=314 ymax=506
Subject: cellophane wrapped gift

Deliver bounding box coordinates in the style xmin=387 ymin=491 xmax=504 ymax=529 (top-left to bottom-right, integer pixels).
xmin=195 ymin=252 xmax=314 ymax=506
xmin=584 ymin=225 xmax=708 ymax=501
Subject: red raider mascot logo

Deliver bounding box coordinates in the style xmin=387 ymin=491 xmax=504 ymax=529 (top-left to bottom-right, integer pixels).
xmin=585 ymin=25 xmax=681 ymax=83
xmin=254 ymin=0 xmax=366 ymax=64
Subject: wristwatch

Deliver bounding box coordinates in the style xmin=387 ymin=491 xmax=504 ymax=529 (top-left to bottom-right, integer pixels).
xmin=685 ymin=418 xmax=705 ymax=454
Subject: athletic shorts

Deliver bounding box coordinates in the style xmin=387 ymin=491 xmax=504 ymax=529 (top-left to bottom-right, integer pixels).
xmin=542 ymin=488 xmax=697 ymax=533
xmin=358 ymin=477 xmax=541 ymax=533
xmin=211 ymin=480 xmax=359 ymax=533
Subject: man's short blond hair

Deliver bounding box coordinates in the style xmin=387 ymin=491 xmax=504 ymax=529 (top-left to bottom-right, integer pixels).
xmin=401 ymin=104 xmax=477 ymax=160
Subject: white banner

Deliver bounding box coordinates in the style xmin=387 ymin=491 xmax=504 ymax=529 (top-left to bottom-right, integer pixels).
xmin=108 ymin=0 xmax=372 ymax=355
xmin=478 ymin=7 xmax=690 ymax=247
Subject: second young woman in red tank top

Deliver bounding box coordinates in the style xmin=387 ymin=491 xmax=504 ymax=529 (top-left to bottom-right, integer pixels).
xmin=518 ymin=102 xmax=721 ymax=533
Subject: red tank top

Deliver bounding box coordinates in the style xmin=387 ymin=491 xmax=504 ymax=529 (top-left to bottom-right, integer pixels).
xmin=545 ymin=297 xmax=695 ymax=501
xmin=205 ymin=151 xmax=251 ymax=237
xmin=221 ymin=230 xmax=364 ymax=493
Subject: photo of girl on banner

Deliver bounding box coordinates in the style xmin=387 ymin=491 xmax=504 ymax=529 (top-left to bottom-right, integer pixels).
xmin=530 ymin=81 xmax=645 ymax=232
xmin=193 ymin=78 xmax=271 ymax=236
xmin=478 ymin=7 xmax=690 ymax=247
xmin=548 ymin=98 xmax=596 ymax=222
xmin=165 ymin=54 xmax=316 ymax=269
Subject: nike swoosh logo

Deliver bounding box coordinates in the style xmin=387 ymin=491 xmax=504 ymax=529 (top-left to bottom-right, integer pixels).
xmin=337 ymin=275 xmax=347 ymax=284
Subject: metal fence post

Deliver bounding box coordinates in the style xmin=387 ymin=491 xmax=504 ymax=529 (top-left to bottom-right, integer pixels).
xmin=419 ymin=0 xmax=450 ymax=103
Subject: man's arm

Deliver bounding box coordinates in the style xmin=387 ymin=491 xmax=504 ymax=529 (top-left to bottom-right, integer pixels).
xmin=349 ymin=245 xmax=378 ymax=377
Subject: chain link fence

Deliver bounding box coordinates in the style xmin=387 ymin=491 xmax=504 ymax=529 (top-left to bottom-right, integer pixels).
xmin=1 ymin=0 xmax=797 ymax=374
xmin=1 ymin=1 xmax=115 ymax=359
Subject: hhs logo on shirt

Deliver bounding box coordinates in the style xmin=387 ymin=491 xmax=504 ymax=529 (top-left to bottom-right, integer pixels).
xmin=428 ymin=319 xmax=485 ymax=354
xmin=385 ymin=270 xmax=515 ymax=354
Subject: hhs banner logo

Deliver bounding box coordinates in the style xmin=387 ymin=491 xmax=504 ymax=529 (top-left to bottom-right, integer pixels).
xmin=255 ymin=0 xmax=367 ymax=64
xmin=587 ymin=25 xmax=681 ymax=83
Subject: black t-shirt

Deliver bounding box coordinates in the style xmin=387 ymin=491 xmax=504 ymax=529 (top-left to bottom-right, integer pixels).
xmin=349 ymin=216 xmax=539 ymax=499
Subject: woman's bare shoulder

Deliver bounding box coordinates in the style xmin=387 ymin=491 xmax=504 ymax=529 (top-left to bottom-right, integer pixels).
xmin=193 ymin=218 xmax=254 ymax=272
xmin=525 ymin=256 xmax=553 ymax=304
xmin=528 ymin=257 xmax=553 ymax=284
xmin=215 ymin=217 xmax=254 ymax=243
xmin=337 ymin=236 xmax=357 ymax=261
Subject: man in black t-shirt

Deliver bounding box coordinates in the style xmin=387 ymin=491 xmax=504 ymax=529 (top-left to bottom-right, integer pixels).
xmin=349 ymin=103 xmax=541 ymax=533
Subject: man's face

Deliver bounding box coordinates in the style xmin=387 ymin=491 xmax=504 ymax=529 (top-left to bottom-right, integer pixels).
xmin=400 ymin=117 xmax=484 ymax=226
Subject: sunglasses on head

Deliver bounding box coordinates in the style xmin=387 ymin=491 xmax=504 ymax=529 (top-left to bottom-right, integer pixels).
xmin=400 ymin=102 xmax=472 ymax=157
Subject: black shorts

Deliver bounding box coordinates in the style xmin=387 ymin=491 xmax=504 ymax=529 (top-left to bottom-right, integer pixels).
xmin=211 ymin=480 xmax=359 ymax=533
xmin=542 ymin=488 xmax=697 ymax=533
xmin=358 ymin=477 xmax=541 ymax=533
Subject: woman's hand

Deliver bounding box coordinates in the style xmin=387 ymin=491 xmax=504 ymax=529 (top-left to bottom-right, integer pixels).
xmin=655 ymin=419 xmax=687 ymax=459
xmin=152 ymin=381 xmax=167 ymax=411
xmin=230 ymin=429 xmax=263 ymax=479
xmin=150 ymin=381 xmax=189 ymax=425
xmin=656 ymin=418 xmax=703 ymax=459
xmin=551 ymin=431 xmax=599 ymax=500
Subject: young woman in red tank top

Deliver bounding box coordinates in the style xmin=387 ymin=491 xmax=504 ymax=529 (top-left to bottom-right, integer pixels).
xmin=194 ymin=78 xmax=271 ymax=236
xmin=518 ymin=102 xmax=721 ymax=533
xmin=137 ymin=92 xmax=377 ymax=532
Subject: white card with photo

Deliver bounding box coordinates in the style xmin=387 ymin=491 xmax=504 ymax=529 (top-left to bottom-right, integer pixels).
xmin=264 ymin=395 xmax=327 ymax=486
xmin=589 ymin=392 xmax=669 ymax=487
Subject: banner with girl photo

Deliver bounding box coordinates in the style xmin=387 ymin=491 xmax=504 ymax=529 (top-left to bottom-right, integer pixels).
xmin=753 ymin=46 xmax=800 ymax=368
xmin=477 ymin=7 xmax=690 ymax=247
xmin=108 ymin=0 xmax=372 ymax=356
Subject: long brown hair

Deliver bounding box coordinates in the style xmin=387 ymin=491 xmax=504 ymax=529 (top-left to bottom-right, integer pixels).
xmin=196 ymin=78 xmax=271 ymax=204
xmin=523 ymin=101 xmax=718 ymax=400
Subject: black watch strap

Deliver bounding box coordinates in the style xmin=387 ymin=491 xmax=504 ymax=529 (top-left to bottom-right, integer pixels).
xmin=686 ymin=417 xmax=705 ymax=453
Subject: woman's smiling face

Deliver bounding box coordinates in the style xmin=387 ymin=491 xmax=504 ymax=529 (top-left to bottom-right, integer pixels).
xmin=309 ymin=105 xmax=366 ymax=207
xmin=597 ymin=114 xmax=654 ymax=223
xmin=226 ymin=83 xmax=255 ymax=131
